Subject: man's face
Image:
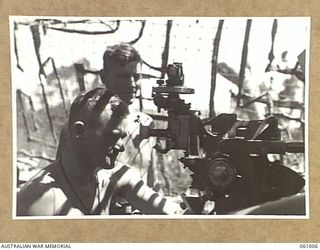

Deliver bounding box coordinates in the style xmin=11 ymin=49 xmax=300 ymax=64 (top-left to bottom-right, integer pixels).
xmin=101 ymin=61 xmax=139 ymax=105
xmin=81 ymin=103 xmax=127 ymax=169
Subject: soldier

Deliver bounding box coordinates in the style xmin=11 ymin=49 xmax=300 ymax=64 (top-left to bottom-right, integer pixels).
xmin=56 ymin=43 xmax=162 ymax=193
xmin=17 ymin=88 xmax=184 ymax=216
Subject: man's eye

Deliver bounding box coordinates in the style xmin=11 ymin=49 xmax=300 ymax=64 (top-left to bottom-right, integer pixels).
xmin=109 ymin=129 xmax=127 ymax=139
xmin=103 ymin=130 xmax=118 ymax=137
xmin=121 ymin=132 xmax=127 ymax=139
xmin=113 ymin=130 xmax=127 ymax=139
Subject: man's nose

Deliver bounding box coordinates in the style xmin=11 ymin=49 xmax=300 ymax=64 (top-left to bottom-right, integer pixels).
xmin=125 ymin=76 xmax=134 ymax=90
xmin=114 ymin=137 xmax=124 ymax=152
xmin=132 ymin=77 xmax=142 ymax=92
xmin=130 ymin=76 xmax=135 ymax=83
xmin=131 ymin=76 xmax=139 ymax=88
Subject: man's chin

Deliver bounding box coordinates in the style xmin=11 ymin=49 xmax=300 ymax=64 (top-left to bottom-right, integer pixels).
xmin=103 ymin=156 xmax=112 ymax=169
xmin=124 ymin=98 xmax=134 ymax=105
xmin=119 ymin=94 xmax=134 ymax=105
xmin=104 ymin=153 xmax=119 ymax=169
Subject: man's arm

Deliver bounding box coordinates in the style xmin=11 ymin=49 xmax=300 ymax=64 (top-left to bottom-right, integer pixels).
xmin=117 ymin=166 xmax=185 ymax=215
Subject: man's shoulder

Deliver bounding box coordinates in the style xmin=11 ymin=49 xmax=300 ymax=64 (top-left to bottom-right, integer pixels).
xmin=26 ymin=162 xmax=58 ymax=181
xmin=17 ymin=162 xmax=67 ymax=216
xmin=17 ymin=163 xmax=60 ymax=204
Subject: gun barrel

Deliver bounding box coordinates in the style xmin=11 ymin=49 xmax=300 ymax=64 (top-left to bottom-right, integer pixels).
xmin=285 ymin=142 xmax=305 ymax=153
xmin=219 ymin=138 xmax=305 ymax=155
xmin=248 ymin=140 xmax=305 ymax=154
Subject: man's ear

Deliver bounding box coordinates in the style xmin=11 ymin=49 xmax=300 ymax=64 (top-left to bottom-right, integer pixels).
xmin=73 ymin=121 xmax=85 ymax=139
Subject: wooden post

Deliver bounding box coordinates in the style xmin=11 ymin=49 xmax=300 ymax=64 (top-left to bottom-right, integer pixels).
xmin=237 ymin=19 xmax=252 ymax=107
xmin=161 ymin=20 xmax=173 ymax=78
xmin=30 ymin=23 xmax=57 ymax=143
xmin=39 ymin=75 xmax=57 ymax=144
xmin=14 ymin=22 xmax=23 ymax=72
xmin=17 ymin=89 xmax=31 ymax=140
xmin=51 ymin=58 xmax=68 ymax=116
xmin=209 ymin=20 xmax=224 ymax=118
xmin=265 ymin=19 xmax=278 ymax=72
xmin=74 ymin=63 xmax=86 ymax=92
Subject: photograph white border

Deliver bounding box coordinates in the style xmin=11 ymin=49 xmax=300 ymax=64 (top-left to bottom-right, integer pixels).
xmin=10 ymin=16 xmax=311 ymax=220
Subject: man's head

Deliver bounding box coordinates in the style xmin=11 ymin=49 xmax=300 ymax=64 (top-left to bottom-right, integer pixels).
xmin=68 ymin=87 xmax=128 ymax=169
xmin=100 ymin=43 xmax=142 ymax=104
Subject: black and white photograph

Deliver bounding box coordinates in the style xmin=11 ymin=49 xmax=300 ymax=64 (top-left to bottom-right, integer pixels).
xmin=10 ymin=16 xmax=309 ymax=218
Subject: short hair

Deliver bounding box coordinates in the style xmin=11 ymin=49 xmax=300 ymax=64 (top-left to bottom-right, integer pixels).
xmin=103 ymin=43 xmax=141 ymax=69
xmin=68 ymin=87 xmax=128 ymax=131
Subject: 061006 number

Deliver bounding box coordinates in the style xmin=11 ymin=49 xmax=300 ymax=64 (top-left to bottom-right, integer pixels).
xmin=300 ymin=244 xmax=319 ymax=248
